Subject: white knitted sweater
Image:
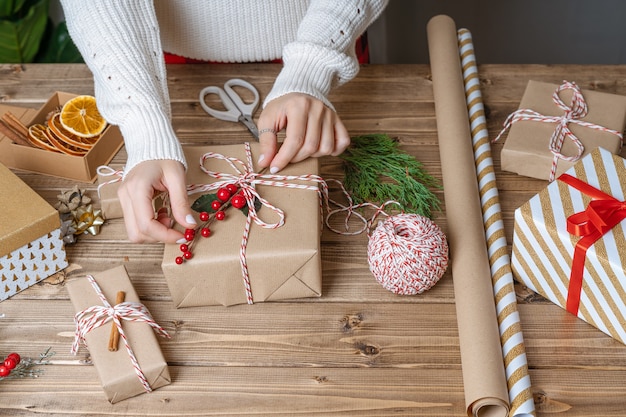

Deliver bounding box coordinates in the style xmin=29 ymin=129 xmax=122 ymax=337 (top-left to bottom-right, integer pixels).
xmin=60 ymin=0 xmax=388 ymax=174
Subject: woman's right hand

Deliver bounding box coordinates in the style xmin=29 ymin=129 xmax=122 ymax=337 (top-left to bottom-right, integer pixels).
xmin=117 ymin=159 xmax=197 ymax=243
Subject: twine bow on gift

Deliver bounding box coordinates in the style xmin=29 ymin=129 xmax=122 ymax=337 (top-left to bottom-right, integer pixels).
xmin=187 ymin=142 xmax=327 ymax=304
xmin=71 ymin=275 xmax=170 ymax=392
xmin=494 ymin=80 xmax=624 ymax=181
xmin=558 ymin=173 xmax=626 ymax=315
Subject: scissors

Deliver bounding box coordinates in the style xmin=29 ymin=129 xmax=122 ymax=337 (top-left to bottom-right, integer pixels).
xmin=199 ymin=78 xmax=260 ymax=139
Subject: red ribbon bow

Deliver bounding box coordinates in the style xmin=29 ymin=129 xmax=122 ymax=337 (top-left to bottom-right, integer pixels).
xmin=558 ymin=173 xmax=626 ymax=314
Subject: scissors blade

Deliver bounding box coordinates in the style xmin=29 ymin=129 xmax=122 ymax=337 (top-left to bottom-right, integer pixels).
xmin=239 ymin=115 xmax=259 ymax=140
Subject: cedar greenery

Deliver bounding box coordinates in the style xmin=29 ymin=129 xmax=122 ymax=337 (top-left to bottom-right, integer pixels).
xmin=339 ymin=134 xmax=441 ymax=218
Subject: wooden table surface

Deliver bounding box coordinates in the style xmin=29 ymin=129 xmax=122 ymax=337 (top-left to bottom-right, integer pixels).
xmin=2 ymin=63 xmax=626 ymax=416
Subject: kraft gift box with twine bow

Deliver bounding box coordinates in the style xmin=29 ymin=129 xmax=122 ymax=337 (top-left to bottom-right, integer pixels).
xmin=0 ymin=162 xmax=68 ymax=301
xmin=512 ymin=147 xmax=626 ymax=344
xmin=496 ymin=80 xmax=626 ymax=181
xmin=67 ymin=265 xmax=171 ymax=403
xmin=161 ymin=143 xmax=322 ymax=307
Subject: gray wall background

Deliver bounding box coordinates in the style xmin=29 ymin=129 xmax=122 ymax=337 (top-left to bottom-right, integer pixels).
xmin=368 ymin=0 xmax=626 ymax=64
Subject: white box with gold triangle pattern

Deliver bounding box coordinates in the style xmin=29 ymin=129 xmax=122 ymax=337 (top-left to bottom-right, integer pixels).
xmin=0 ymin=163 xmax=68 ymax=301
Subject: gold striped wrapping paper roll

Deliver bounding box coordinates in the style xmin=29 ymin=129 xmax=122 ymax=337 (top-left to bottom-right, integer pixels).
xmin=457 ymin=28 xmax=536 ymax=417
xmin=512 ymin=147 xmax=626 ymax=345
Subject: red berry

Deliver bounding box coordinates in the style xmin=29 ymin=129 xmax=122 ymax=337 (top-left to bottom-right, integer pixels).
xmin=184 ymin=229 xmax=195 ymax=241
xmin=3 ymin=357 xmax=16 ymax=370
xmin=7 ymin=353 xmax=20 ymax=365
xmin=211 ymin=200 xmax=222 ymax=211
xmin=0 ymin=365 xmax=9 ymax=377
xmin=231 ymin=195 xmax=247 ymax=209
xmin=201 ymin=227 xmax=211 ymax=237
xmin=199 ymin=211 xmax=209 ymax=222
xmin=216 ymin=188 xmax=231 ymax=202
xmin=226 ymin=184 xmax=238 ymax=194
xmin=179 ymin=243 xmax=189 ymax=252
xmin=215 ymin=211 xmax=226 ymax=221
xmin=183 ymin=251 xmax=193 ymax=260
xmin=175 ymin=256 xmax=184 ymax=265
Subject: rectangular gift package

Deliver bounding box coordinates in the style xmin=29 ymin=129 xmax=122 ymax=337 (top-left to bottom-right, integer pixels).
xmin=500 ymin=80 xmax=626 ymax=180
xmin=0 ymin=162 xmax=68 ymax=301
xmin=162 ymin=143 xmax=322 ymax=307
xmin=96 ymin=166 xmax=124 ymax=219
xmin=66 ymin=265 xmax=171 ymax=403
xmin=0 ymin=92 xmax=124 ymax=182
xmin=511 ymin=147 xmax=626 ymax=344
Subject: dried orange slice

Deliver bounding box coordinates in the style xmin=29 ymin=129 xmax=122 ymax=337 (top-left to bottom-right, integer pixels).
xmin=48 ymin=112 xmax=97 ymax=151
xmin=59 ymin=95 xmax=107 ymax=138
xmin=28 ymin=124 xmax=60 ymax=152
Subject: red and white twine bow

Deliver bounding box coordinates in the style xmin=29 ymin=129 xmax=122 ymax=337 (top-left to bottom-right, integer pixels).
xmin=186 ymin=142 xmax=328 ymax=304
xmin=71 ymin=275 xmax=170 ymax=392
xmin=96 ymin=165 xmax=124 ymax=198
xmin=494 ymin=80 xmax=623 ymax=181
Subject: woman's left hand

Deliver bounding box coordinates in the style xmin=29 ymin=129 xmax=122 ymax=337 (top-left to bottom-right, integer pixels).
xmin=256 ymin=92 xmax=350 ymax=173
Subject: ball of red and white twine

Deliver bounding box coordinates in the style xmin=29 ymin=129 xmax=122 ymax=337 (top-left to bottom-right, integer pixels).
xmin=325 ymin=182 xmax=448 ymax=295
xmin=367 ymin=213 xmax=448 ymax=295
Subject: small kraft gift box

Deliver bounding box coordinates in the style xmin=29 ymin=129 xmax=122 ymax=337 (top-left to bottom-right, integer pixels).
xmin=0 ymin=92 xmax=124 ymax=183
xmin=96 ymin=165 xmax=124 ymax=219
xmin=511 ymin=147 xmax=626 ymax=344
xmin=0 ymin=162 xmax=68 ymax=301
xmin=162 ymin=142 xmax=322 ymax=307
xmin=497 ymin=80 xmax=626 ymax=181
xmin=67 ymin=265 xmax=171 ymax=403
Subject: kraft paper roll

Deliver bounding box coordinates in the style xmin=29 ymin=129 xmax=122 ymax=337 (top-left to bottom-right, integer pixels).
xmin=458 ymin=28 xmax=536 ymax=417
xmin=426 ymin=15 xmax=509 ymax=417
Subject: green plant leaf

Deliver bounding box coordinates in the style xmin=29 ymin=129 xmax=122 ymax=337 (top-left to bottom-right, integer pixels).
xmin=36 ymin=21 xmax=83 ymax=63
xmin=191 ymin=193 xmax=220 ymax=213
xmin=0 ymin=0 xmax=48 ymax=63
xmin=0 ymin=0 xmax=28 ymax=19
xmin=240 ymin=197 xmax=262 ymax=217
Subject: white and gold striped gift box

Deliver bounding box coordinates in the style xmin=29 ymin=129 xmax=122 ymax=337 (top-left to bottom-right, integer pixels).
xmin=512 ymin=147 xmax=626 ymax=344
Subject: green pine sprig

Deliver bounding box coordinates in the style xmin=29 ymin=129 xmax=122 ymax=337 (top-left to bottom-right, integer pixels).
xmin=339 ymin=134 xmax=441 ymax=218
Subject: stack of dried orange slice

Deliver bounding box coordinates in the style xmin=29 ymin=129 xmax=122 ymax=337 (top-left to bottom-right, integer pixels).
xmin=27 ymin=95 xmax=108 ymax=155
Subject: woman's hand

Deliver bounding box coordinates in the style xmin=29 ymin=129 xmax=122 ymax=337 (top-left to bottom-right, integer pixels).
xmin=256 ymin=92 xmax=350 ymax=173
xmin=117 ymin=159 xmax=196 ymax=243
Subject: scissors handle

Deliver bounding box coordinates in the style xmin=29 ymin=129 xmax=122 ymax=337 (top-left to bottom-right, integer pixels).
xmin=224 ymin=78 xmax=260 ymax=117
xmin=198 ymin=78 xmax=259 ymax=122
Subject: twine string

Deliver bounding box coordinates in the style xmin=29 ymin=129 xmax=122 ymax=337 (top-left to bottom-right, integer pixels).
xmin=494 ymin=80 xmax=623 ymax=181
xmin=71 ymin=275 xmax=170 ymax=392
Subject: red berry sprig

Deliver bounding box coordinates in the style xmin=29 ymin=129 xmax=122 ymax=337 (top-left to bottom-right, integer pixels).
xmin=0 ymin=348 xmax=54 ymax=381
xmin=175 ymin=185 xmax=250 ymax=265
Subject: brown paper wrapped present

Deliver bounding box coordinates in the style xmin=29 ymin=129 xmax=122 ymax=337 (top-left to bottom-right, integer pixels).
xmin=498 ymin=80 xmax=626 ymax=181
xmin=0 ymin=162 xmax=68 ymax=301
xmin=96 ymin=165 xmax=124 ymax=219
xmin=67 ymin=265 xmax=171 ymax=403
xmin=162 ymin=143 xmax=322 ymax=307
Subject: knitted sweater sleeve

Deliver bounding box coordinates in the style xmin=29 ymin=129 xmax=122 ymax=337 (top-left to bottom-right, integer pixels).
xmin=60 ymin=0 xmax=186 ymax=175
xmin=263 ymin=0 xmax=389 ymax=110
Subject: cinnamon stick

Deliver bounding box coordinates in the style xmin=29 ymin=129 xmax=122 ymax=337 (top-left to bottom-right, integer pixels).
xmin=3 ymin=112 xmax=30 ymax=138
xmin=0 ymin=118 xmax=32 ymax=147
xmin=108 ymin=291 xmax=126 ymax=352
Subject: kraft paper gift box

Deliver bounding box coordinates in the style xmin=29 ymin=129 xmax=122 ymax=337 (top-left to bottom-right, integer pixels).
xmin=67 ymin=265 xmax=171 ymax=403
xmin=0 ymin=92 xmax=124 ymax=182
xmin=499 ymin=80 xmax=626 ymax=181
xmin=0 ymin=162 xmax=68 ymax=301
xmin=161 ymin=143 xmax=322 ymax=307
xmin=96 ymin=166 xmax=124 ymax=219
xmin=511 ymin=147 xmax=626 ymax=344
